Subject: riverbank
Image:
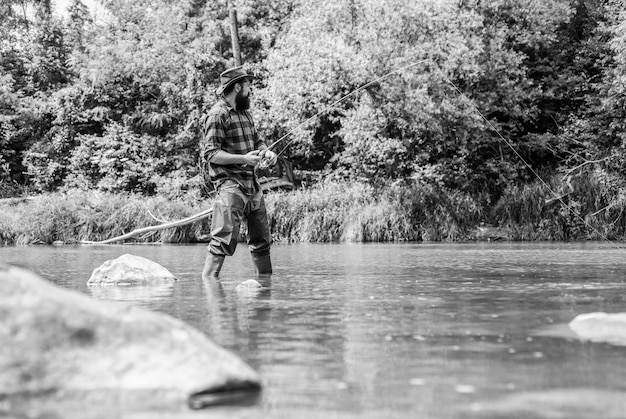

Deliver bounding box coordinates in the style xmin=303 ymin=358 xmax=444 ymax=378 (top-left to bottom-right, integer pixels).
xmin=0 ymin=190 xmax=211 ymax=245
xmin=2 ymin=177 xmax=625 ymax=245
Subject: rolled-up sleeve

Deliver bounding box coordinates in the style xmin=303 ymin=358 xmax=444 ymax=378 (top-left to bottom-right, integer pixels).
xmin=200 ymin=113 xmax=225 ymax=162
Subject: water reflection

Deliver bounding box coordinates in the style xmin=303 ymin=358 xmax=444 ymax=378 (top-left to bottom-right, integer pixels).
xmin=88 ymin=282 xmax=174 ymax=304
xmin=202 ymin=274 xmax=274 ymax=343
xmin=202 ymin=277 xmax=227 ymax=338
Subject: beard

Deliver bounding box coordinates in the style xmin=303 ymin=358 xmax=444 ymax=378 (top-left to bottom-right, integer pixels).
xmin=235 ymin=91 xmax=251 ymax=111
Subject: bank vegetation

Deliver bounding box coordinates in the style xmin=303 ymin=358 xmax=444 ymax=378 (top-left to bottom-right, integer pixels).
xmin=2 ymin=168 xmax=625 ymax=245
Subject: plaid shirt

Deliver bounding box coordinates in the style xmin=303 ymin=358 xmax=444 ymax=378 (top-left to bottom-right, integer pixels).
xmin=200 ymin=99 xmax=265 ymax=195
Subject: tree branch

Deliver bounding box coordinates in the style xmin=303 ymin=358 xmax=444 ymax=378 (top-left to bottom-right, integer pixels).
xmin=81 ymin=207 xmax=213 ymax=244
xmin=561 ymin=157 xmax=609 ymax=180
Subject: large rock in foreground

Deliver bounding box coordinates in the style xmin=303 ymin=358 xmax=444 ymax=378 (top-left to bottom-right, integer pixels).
xmin=88 ymin=253 xmax=176 ymax=285
xmin=569 ymin=312 xmax=626 ymax=346
xmin=0 ymin=264 xmax=260 ymax=407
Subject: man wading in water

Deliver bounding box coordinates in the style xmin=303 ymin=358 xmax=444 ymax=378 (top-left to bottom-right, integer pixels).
xmin=200 ymin=66 xmax=277 ymax=279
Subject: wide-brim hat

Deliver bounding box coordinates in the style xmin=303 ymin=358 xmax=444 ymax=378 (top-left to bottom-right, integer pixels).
xmin=216 ymin=66 xmax=255 ymax=95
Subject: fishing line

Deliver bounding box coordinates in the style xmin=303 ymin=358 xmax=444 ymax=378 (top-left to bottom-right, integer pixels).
xmin=259 ymin=59 xmax=621 ymax=248
xmin=443 ymin=76 xmax=622 ymax=249
xmin=265 ymin=59 xmax=431 ymax=159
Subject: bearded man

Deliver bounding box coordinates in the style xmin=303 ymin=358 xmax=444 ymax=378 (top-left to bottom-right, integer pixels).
xmin=200 ymin=66 xmax=277 ymax=278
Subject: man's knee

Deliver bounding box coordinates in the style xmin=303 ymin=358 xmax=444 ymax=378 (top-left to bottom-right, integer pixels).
xmin=210 ymin=191 xmax=245 ymax=256
xmin=208 ymin=239 xmax=237 ymax=257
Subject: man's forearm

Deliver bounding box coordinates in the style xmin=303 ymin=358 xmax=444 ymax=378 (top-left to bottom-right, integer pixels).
xmin=209 ymin=149 xmax=262 ymax=167
xmin=209 ymin=150 xmax=249 ymax=165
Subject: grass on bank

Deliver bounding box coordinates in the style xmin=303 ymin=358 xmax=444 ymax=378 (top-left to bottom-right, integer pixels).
xmin=266 ymin=181 xmax=483 ymax=242
xmin=1 ymin=172 xmax=625 ymax=245
xmin=0 ymin=190 xmax=212 ymax=245
xmin=494 ymin=170 xmax=626 ymax=241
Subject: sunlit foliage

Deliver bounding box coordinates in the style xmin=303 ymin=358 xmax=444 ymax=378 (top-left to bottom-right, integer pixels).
xmin=1 ymin=0 xmax=626 ymax=240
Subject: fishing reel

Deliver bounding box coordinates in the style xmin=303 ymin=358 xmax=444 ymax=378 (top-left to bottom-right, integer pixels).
xmin=258 ymin=149 xmax=277 ymax=170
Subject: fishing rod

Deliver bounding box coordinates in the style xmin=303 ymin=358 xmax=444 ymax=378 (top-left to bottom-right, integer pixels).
xmin=262 ymin=59 xmax=431 ymax=161
xmin=258 ymin=58 xmax=620 ymax=248
xmin=442 ymin=76 xmax=622 ymax=249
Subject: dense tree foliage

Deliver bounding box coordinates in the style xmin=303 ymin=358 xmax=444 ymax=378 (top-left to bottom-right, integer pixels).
xmin=0 ymin=0 xmax=625 ymax=207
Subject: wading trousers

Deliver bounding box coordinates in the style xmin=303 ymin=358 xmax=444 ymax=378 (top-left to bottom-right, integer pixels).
xmin=208 ymin=181 xmax=272 ymax=258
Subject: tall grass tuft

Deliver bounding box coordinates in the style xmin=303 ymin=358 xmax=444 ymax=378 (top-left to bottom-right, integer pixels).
xmin=389 ymin=183 xmax=483 ymax=242
xmin=494 ymin=181 xmax=550 ymax=240
xmin=264 ymin=180 xmax=482 ymax=242
xmin=493 ymin=169 xmax=626 ymax=241
xmin=578 ymin=169 xmax=626 ymax=240
xmin=265 ymin=181 xmax=372 ymax=242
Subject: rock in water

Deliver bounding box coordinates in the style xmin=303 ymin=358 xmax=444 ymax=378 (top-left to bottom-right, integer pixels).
xmin=236 ymin=279 xmax=263 ymax=291
xmin=88 ymin=254 xmax=176 ymax=285
xmin=0 ymin=264 xmax=260 ymax=407
xmin=569 ymin=312 xmax=626 ymax=346
xmin=236 ymin=279 xmax=264 ymax=298
xmin=467 ymin=389 xmax=626 ymax=419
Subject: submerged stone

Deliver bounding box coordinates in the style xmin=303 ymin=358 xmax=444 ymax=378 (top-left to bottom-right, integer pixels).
xmin=236 ymin=279 xmax=263 ymax=290
xmin=569 ymin=312 xmax=626 ymax=346
xmin=235 ymin=279 xmax=264 ymax=298
xmin=467 ymin=388 xmax=626 ymax=419
xmin=0 ymin=264 xmax=261 ymax=408
xmin=88 ymin=253 xmax=176 ymax=285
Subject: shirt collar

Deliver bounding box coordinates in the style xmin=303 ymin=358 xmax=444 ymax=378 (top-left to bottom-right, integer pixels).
xmin=220 ymin=97 xmax=235 ymax=112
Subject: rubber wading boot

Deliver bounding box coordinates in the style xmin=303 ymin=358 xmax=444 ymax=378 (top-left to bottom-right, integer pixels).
xmin=203 ymin=254 xmax=225 ymax=279
xmin=251 ymin=253 xmax=273 ymax=275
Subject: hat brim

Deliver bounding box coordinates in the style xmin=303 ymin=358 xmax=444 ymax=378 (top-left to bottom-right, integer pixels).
xmin=216 ymin=74 xmax=256 ymax=95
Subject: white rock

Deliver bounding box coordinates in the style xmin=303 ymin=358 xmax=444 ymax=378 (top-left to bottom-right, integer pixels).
xmin=237 ymin=279 xmax=263 ymax=288
xmin=569 ymin=312 xmax=626 ymax=346
xmin=235 ymin=279 xmax=263 ymax=297
xmin=88 ymin=254 xmax=176 ymax=285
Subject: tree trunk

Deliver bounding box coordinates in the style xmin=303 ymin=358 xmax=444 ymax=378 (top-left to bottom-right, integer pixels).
xmin=229 ymin=8 xmax=242 ymax=66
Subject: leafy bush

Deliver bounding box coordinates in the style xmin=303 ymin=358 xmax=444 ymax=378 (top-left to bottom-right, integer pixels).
xmin=65 ymin=123 xmax=191 ymax=194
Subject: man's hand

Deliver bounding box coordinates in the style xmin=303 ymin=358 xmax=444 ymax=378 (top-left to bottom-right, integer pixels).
xmin=243 ymin=150 xmax=262 ymax=167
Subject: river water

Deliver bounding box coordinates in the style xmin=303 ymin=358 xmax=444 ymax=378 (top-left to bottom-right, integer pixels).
xmin=2 ymin=242 xmax=626 ymax=418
